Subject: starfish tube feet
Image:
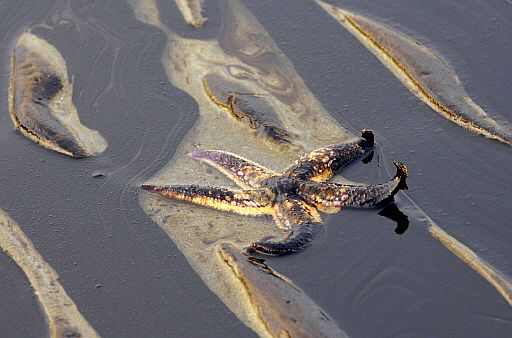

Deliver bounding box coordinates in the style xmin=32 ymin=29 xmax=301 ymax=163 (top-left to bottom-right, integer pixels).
xmin=141 ymin=183 xmax=273 ymax=215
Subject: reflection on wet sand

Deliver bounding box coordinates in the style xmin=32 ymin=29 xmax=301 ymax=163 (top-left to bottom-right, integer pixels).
xmin=9 ymin=32 xmax=107 ymax=157
xmin=0 ymin=209 xmax=99 ymax=338
xmin=316 ymin=1 xmax=512 ymax=147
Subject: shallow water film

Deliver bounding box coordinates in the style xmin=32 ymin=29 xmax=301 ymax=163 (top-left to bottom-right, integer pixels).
xmin=0 ymin=1 xmax=511 ymax=338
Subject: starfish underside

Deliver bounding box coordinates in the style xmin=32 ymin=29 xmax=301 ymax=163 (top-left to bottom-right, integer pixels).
xmin=142 ymin=130 xmax=408 ymax=255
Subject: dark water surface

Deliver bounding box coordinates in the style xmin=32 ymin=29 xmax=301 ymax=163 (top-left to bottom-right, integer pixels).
xmin=0 ymin=1 xmax=511 ymax=337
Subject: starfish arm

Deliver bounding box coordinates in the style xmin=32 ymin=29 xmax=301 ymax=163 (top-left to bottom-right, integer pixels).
xmin=141 ymin=183 xmax=274 ymax=216
xmin=299 ymin=161 xmax=408 ymax=212
xmin=190 ymin=150 xmax=278 ymax=188
xmin=249 ymin=197 xmax=322 ymax=255
xmin=284 ymin=130 xmax=375 ymax=182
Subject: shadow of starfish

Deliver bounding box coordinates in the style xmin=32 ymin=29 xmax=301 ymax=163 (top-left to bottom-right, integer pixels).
xmin=379 ymin=203 xmax=410 ymax=235
xmin=142 ymin=130 xmax=408 ymax=255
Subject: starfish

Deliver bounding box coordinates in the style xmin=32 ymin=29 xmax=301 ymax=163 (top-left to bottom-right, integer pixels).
xmin=141 ymin=130 xmax=408 ymax=255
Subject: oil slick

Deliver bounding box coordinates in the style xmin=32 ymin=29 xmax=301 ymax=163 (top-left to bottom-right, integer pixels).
xmin=0 ymin=209 xmax=99 ymax=338
xmin=9 ymin=32 xmax=107 ymax=157
xmin=316 ymin=1 xmax=512 ymax=147
xmin=218 ymin=243 xmax=349 ymax=338
xmin=174 ymin=0 xmax=207 ymax=28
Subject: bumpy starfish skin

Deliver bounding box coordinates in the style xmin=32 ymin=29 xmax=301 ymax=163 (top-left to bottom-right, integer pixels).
xmin=190 ymin=149 xmax=279 ymax=189
xmin=142 ymin=130 xmax=408 ymax=255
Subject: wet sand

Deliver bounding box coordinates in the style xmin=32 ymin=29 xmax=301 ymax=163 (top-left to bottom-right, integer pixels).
xmin=0 ymin=0 xmax=511 ymax=337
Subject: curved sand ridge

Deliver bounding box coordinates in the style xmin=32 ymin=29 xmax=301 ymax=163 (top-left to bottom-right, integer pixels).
xmin=430 ymin=224 xmax=512 ymax=306
xmin=0 ymin=209 xmax=99 ymax=338
xmin=9 ymin=31 xmax=107 ymax=157
xmin=397 ymin=194 xmax=512 ymax=307
xmin=218 ymin=243 xmax=348 ymax=338
xmin=316 ymin=0 xmax=512 ymax=147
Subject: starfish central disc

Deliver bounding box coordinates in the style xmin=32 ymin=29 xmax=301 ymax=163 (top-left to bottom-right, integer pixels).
xmin=142 ymin=130 xmax=408 ymax=255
